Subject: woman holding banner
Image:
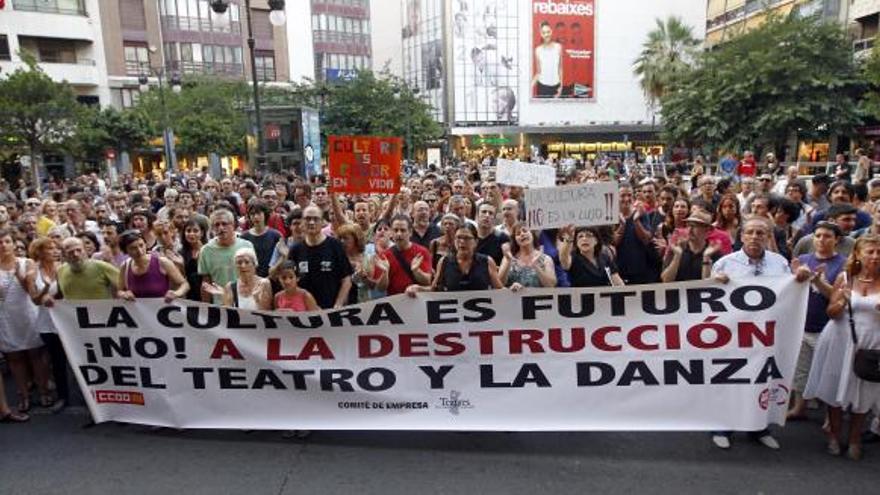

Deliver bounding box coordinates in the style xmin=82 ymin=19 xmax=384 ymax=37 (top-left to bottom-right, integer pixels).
xmin=805 ymin=234 xmax=880 ymax=460
xmin=409 ymin=224 xmax=503 ymax=294
xmin=116 ymin=230 xmax=189 ymax=303
xmin=205 ymin=247 xmax=273 ymax=310
xmin=499 ymin=223 xmax=557 ymax=289
xmin=557 ymin=225 xmax=625 ymax=287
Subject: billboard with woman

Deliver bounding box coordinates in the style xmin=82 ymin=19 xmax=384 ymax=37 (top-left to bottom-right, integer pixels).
xmin=531 ymin=0 xmax=595 ymax=100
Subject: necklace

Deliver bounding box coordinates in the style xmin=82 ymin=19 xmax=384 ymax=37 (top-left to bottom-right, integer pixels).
xmin=858 ymin=277 xmax=875 ymax=283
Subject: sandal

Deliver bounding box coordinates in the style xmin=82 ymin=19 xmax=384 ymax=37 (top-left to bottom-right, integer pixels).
xmin=0 ymin=411 xmax=30 ymax=423
xmin=17 ymin=395 xmax=30 ymax=414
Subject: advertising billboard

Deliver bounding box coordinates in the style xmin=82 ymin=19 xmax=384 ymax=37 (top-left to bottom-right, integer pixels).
xmin=452 ymin=0 xmax=520 ymax=124
xmin=530 ymin=0 xmax=595 ymax=100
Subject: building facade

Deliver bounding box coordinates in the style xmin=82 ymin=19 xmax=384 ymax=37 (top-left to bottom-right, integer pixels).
xmin=401 ymin=0 xmax=706 ymax=162
xmin=310 ymin=0 xmax=373 ymax=82
xmin=705 ymin=0 xmax=842 ymax=47
xmin=0 ymin=0 xmax=112 ymax=105
xmin=99 ymin=0 xmax=296 ymax=110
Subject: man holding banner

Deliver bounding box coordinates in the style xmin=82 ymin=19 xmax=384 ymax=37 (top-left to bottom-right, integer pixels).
xmin=710 ymin=216 xmax=814 ymax=450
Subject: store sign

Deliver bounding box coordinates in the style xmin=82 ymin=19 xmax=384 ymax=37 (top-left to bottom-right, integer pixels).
xmin=531 ymin=0 xmax=596 ymax=101
xmin=472 ymin=136 xmax=513 ymax=146
xmin=265 ymin=123 xmax=282 ymax=140
xmin=326 ymin=69 xmax=358 ymax=83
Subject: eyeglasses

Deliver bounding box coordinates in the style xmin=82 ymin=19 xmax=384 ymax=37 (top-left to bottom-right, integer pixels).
xmin=25 ymin=202 xmax=40 ymax=207
xmin=455 ymin=235 xmax=475 ymax=241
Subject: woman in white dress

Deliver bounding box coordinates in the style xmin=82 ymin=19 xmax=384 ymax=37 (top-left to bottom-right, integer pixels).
xmin=805 ymin=234 xmax=880 ymax=460
xmin=0 ymin=229 xmax=52 ymax=412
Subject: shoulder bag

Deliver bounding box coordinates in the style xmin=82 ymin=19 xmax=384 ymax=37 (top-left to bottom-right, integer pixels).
xmin=847 ymin=292 xmax=880 ymax=382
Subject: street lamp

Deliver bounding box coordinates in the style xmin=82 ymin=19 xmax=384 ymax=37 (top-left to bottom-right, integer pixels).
xmin=395 ymin=84 xmax=421 ymax=163
xmin=211 ymin=0 xmax=286 ymax=171
xmin=139 ymin=69 xmax=182 ymax=172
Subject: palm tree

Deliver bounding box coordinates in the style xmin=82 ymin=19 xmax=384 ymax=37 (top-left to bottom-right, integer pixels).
xmin=633 ymin=16 xmax=701 ymax=111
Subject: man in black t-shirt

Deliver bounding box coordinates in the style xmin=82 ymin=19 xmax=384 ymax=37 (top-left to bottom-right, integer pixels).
xmin=287 ymin=205 xmax=353 ymax=309
xmin=475 ymin=203 xmax=509 ymax=265
xmin=660 ymin=211 xmax=721 ymax=282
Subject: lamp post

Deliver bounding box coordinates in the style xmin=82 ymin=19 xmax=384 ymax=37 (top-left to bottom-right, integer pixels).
xmin=139 ymin=69 xmax=182 ymax=172
xmin=396 ymin=84 xmax=420 ymax=163
xmin=211 ymin=0 xmax=286 ymax=171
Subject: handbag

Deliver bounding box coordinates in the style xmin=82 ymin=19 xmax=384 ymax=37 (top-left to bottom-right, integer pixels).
xmin=846 ymin=293 xmax=880 ymax=382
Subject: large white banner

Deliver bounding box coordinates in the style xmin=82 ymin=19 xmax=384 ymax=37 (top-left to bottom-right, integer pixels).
xmin=50 ymin=277 xmax=807 ymax=431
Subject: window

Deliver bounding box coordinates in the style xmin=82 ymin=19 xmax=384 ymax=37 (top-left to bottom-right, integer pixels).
xmin=202 ymin=45 xmax=213 ymax=64
xmin=113 ymin=88 xmax=141 ymax=108
xmin=180 ymin=43 xmax=194 ymax=62
xmin=123 ymin=43 xmax=150 ymax=75
xmin=12 ymin=0 xmax=87 ymax=16
xmin=255 ymin=51 xmax=275 ymax=81
xmin=0 ymin=36 xmax=10 ymax=61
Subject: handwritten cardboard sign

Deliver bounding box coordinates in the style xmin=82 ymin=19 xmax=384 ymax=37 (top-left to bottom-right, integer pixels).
xmin=495 ymin=159 xmax=556 ymax=188
xmin=328 ymin=136 xmax=402 ymax=194
xmin=525 ymin=182 xmax=618 ymax=230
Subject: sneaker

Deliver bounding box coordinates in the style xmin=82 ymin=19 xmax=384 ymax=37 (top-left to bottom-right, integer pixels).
xmin=712 ymin=435 xmax=731 ymax=449
xmin=757 ymin=434 xmax=780 ymax=450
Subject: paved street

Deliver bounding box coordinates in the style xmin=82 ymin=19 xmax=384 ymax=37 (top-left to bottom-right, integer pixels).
xmin=2 ymin=404 xmax=878 ymax=495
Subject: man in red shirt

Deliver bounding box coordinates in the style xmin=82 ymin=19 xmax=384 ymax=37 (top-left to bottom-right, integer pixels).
xmin=737 ymin=150 xmax=757 ymax=178
xmin=375 ymin=214 xmax=432 ymax=295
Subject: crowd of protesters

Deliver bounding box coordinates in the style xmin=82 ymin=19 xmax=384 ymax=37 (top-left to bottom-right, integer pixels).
xmin=1 ymin=150 xmax=880 ymax=460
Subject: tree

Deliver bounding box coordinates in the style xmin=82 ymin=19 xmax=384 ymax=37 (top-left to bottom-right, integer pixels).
xmin=266 ymin=71 xmax=442 ymax=158
xmin=73 ymin=106 xmax=153 ymax=163
xmin=134 ymin=77 xmax=250 ymax=160
xmin=660 ymin=13 xmax=863 ymax=153
xmin=633 ymin=16 xmax=700 ymax=110
xmin=860 ymin=43 xmax=880 ymax=120
xmin=0 ymin=56 xmax=81 ymax=190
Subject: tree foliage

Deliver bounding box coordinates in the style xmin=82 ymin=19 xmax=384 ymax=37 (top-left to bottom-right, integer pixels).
xmin=73 ymin=106 xmax=154 ymax=161
xmin=633 ymin=16 xmax=700 ymax=110
xmin=0 ymin=56 xmax=81 ymax=182
xmin=134 ymin=77 xmax=250 ymax=158
xmin=262 ymin=71 xmax=443 ymax=156
xmin=660 ymin=13 xmax=863 ymax=153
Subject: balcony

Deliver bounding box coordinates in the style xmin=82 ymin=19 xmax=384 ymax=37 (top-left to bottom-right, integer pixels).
xmin=161 ymin=15 xmax=242 ymax=35
xmin=166 ymin=60 xmax=244 ymax=77
xmin=13 ymin=0 xmax=87 ymax=16
xmin=255 ymin=66 xmax=276 ymax=82
xmin=125 ymin=61 xmax=151 ymax=76
xmin=854 ymin=37 xmax=876 ymax=59
xmin=39 ymin=59 xmax=100 ymax=86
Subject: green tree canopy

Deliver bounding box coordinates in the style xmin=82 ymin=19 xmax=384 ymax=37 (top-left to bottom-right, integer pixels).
xmin=0 ymin=56 xmax=81 ymax=187
xmin=263 ymin=71 xmax=442 ymax=157
xmin=660 ymin=13 xmax=863 ymax=153
xmin=134 ymin=77 xmax=250 ymax=158
xmin=633 ymin=16 xmax=700 ymax=110
xmin=73 ymin=106 xmax=154 ymax=161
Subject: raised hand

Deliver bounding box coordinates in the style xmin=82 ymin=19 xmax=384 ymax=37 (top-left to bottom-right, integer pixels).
xmin=410 ymin=253 xmax=424 ymax=273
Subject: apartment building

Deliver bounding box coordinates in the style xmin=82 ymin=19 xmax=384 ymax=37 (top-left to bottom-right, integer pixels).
xmin=705 ymin=0 xmax=841 ymax=47
xmin=0 ymin=0 xmax=111 ymax=104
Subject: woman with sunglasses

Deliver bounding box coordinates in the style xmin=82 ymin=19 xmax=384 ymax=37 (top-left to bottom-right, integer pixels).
xmin=557 ymin=224 xmax=625 ymax=287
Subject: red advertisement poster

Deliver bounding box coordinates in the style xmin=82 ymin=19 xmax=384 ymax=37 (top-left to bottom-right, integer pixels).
xmin=328 ymin=136 xmax=402 ymax=194
xmin=531 ymin=0 xmax=595 ymax=100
